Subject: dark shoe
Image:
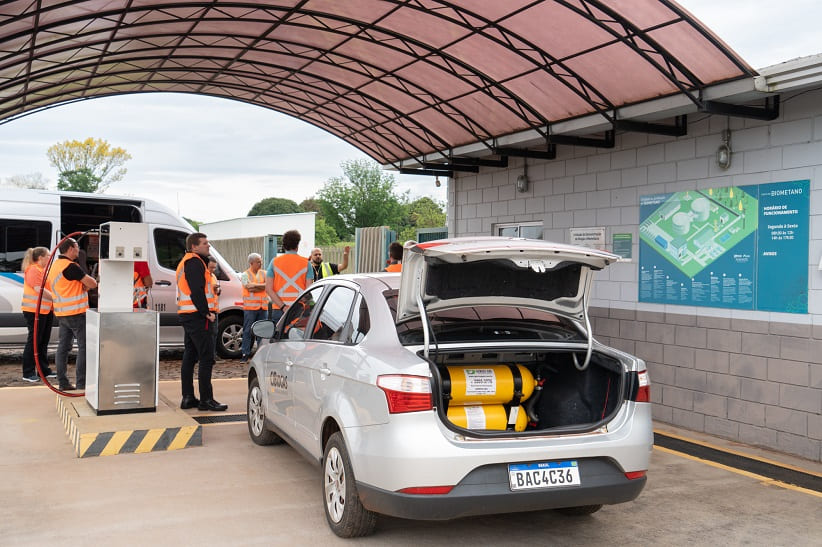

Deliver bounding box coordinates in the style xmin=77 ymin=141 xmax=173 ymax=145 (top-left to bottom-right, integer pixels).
xmin=44 ymin=369 xmax=57 ymax=378
xmin=22 ymin=375 xmax=39 ymax=383
xmin=59 ymin=382 xmax=76 ymax=391
xmin=197 ymin=399 xmax=228 ymax=411
xmin=240 ymin=355 xmax=249 ymax=363
xmin=180 ymin=396 xmax=200 ymax=409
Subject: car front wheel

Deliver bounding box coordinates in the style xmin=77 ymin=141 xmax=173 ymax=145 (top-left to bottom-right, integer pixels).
xmin=322 ymin=432 xmax=377 ymax=538
xmin=555 ymin=504 xmax=603 ymax=516
xmin=247 ymin=376 xmax=281 ymax=446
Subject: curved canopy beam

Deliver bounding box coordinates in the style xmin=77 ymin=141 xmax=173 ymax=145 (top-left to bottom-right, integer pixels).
xmin=0 ymin=0 xmax=754 ymax=165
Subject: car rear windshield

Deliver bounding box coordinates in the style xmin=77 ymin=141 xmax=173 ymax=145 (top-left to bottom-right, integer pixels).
xmin=383 ymin=290 xmax=583 ymax=345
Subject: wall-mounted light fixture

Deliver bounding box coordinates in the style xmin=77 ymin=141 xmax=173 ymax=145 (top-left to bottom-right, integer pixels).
xmin=435 ymin=175 xmax=441 ymax=187
xmin=716 ymin=129 xmax=732 ymax=170
xmin=516 ymin=156 xmax=529 ymax=192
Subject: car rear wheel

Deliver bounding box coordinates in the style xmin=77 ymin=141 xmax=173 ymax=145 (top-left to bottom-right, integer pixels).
xmin=247 ymin=376 xmax=281 ymax=446
xmin=555 ymin=504 xmax=603 ymax=516
xmin=323 ymin=432 xmax=377 ymax=538
xmin=217 ymin=315 xmax=243 ymax=358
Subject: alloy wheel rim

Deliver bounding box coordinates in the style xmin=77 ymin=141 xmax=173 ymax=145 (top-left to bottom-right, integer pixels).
xmin=324 ymin=447 xmax=345 ymax=523
xmin=223 ymin=324 xmax=242 ymax=353
xmin=249 ymin=386 xmax=264 ymax=435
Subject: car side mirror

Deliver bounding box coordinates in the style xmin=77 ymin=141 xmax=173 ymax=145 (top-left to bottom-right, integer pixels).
xmin=251 ymin=320 xmax=277 ymax=341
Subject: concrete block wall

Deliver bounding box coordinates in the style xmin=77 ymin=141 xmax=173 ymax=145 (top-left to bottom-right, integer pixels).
xmin=447 ymin=87 xmax=822 ymax=462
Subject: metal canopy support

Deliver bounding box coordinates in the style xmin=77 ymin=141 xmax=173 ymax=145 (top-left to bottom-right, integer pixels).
xmin=446 ymin=156 xmax=509 ymax=168
xmin=420 ymin=162 xmax=479 ymax=173
xmin=399 ymin=168 xmax=454 ymax=177
xmin=548 ymin=130 xmax=615 ymax=149
xmin=615 ymin=115 xmax=688 ymax=136
xmin=493 ymin=145 xmax=557 ymax=160
xmin=700 ymin=96 xmax=780 ymax=121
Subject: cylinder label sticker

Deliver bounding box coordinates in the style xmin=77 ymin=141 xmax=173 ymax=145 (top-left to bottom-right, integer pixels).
xmin=464 ymin=368 xmax=496 ymax=395
xmin=464 ymin=405 xmax=486 ymax=429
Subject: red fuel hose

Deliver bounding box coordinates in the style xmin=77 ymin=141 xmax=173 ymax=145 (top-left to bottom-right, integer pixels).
xmin=33 ymin=231 xmax=86 ymax=397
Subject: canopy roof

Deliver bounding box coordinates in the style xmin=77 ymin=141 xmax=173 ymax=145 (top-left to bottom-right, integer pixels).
xmin=0 ymin=1 xmax=755 ymax=166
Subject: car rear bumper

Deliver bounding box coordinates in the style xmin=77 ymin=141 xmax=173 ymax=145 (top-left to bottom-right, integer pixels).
xmin=356 ymin=457 xmax=646 ymax=520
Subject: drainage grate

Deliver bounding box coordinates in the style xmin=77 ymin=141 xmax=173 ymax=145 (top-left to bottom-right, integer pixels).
xmin=654 ymin=432 xmax=822 ymax=493
xmin=194 ymin=413 xmax=247 ymax=424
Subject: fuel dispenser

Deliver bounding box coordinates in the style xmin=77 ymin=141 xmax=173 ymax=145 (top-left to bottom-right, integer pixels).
xmin=85 ymin=222 xmax=159 ymax=415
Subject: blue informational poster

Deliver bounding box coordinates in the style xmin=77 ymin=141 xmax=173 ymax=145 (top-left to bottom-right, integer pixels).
xmin=638 ymin=180 xmax=809 ymax=313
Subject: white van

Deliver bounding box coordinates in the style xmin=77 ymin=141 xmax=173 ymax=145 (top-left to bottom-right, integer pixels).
xmin=0 ymin=188 xmax=246 ymax=358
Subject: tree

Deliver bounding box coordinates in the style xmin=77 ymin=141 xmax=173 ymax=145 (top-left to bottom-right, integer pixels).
xmin=57 ymin=167 xmax=101 ymax=192
xmin=398 ymin=196 xmax=446 ymax=241
xmin=314 ymin=217 xmax=340 ymax=246
xmin=46 ymin=137 xmax=131 ymax=193
xmin=3 ymin=172 xmax=49 ymax=189
xmin=317 ymin=159 xmax=408 ymax=239
xmin=248 ymin=197 xmax=302 ymax=216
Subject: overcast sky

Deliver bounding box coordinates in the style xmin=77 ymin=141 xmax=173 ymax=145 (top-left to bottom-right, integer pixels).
xmin=0 ymin=0 xmax=818 ymax=224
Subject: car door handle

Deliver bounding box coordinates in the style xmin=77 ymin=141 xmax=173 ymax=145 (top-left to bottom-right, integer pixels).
xmin=286 ymin=359 xmax=293 ymax=371
xmin=319 ymin=367 xmax=331 ymax=376
xmin=155 ymin=280 xmax=171 ymax=286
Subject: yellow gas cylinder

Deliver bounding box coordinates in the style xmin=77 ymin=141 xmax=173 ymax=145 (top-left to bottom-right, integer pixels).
xmin=446 ymin=364 xmax=535 ymax=406
xmin=447 ymin=404 xmax=528 ymax=432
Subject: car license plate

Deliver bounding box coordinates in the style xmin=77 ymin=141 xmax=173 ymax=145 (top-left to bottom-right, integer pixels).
xmin=508 ymin=460 xmax=581 ymax=491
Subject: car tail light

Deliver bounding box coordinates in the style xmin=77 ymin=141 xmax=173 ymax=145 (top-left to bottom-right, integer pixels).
xmin=635 ymin=370 xmax=650 ymax=402
xmin=377 ymin=375 xmax=432 ymax=413
xmin=625 ymin=470 xmax=647 ymax=480
xmin=398 ymin=485 xmax=454 ymax=495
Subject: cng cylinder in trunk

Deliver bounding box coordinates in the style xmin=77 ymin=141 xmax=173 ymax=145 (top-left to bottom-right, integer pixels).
xmin=447 ymin=404 xmax=528 ymax=431
xmin=444 ymin=364 xmax=536 ymax=406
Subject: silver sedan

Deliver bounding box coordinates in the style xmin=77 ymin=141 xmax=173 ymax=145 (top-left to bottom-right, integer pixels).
xmin=247 ymin=237 xmax=653 ymax=538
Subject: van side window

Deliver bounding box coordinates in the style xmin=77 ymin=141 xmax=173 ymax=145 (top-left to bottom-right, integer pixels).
xmin=154 ymin=228 xmax=188 ymax=271
xmin=0 ymin=219 xmax=52 ymax=272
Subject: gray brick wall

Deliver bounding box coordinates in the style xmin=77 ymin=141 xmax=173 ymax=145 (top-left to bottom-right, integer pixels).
xmin=448 ymin=87 xmax=822 ymax=461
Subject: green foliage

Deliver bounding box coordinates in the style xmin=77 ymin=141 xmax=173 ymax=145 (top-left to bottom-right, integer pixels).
xmin=248 ymin=197 xmax=302 ymax=216
xmin=317 ymin=159 xmax=409 ymax=239
xmin=299 ymin=197 xmax=321 ymax=213
xmin=57 ymin=168 xmax=101 ymax=193
xmin=47 ymin=137 xmax=131 ymax=193
xmin=183 ymin=217 xmax=200 ymax=230
xmin=398 ymin=196 xmax=446 ymax=242
xmin=315 ymin=217 xmax=340 ymax=246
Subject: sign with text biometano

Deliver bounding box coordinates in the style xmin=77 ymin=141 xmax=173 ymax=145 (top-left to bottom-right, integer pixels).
xmin=638 ymin=180 xmax=809 ymax=313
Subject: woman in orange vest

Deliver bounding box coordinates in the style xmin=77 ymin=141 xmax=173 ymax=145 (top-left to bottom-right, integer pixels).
xmin=20 ymin=247 xmax=56 ymax=382
xmin=240 ymin=252 xmax=266 ymax=362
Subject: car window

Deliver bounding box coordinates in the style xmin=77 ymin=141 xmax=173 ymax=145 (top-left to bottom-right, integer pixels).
xmin=0 ymin=219 xmax=51 ymax=272
xmin=153 ymin=228 xmax=187 ymax=271
xmin=349 ymin=295 xmax=370 ymax=344
xmin=310 ymin=286 xmax=355 ymax=342
xmin=282 ymin=286 xmax=326 ymax=340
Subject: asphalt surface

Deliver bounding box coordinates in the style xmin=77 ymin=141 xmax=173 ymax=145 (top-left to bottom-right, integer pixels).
xmin=2 ymin=379 xmax=820 ymax=546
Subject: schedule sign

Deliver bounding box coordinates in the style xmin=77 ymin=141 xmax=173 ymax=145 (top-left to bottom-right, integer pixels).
xmin=638 ymin=180 xmax=809 ymax=313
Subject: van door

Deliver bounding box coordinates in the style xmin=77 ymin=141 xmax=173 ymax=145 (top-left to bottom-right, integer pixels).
xmin=148 ymin=225 xmax=188 ymax=346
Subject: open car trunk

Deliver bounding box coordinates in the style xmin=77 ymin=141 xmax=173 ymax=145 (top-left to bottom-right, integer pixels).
xmin=427 ymin=348 xmax=626 ymax=436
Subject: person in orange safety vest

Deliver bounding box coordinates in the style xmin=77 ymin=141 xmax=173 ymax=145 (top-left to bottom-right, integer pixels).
xmin=384 ymin=241 xmax=403 ymax=272
xmin=176 ymin=232 xmax=226 ymax=412
xmin=48 ymin=238 xmax=97 ymax=391
xmin=265 ymin=230 xmax=313 ymax=323
xmin=20 ymin=246 xmax=56 ymax=382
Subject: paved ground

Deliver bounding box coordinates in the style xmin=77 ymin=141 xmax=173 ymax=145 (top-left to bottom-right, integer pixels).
xmin=1 ymin=378 xmax=820 ymax=546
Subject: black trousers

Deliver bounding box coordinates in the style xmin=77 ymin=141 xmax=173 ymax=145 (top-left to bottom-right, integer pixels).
xmin=23 ymin=311 xmax=53 ymax=377
xmin=179 ymin=313 xmax=216 ymax=400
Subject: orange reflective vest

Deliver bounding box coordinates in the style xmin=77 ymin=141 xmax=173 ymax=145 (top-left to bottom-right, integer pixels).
xmin=242 ymin=268 xmax=265 ymax=310
xmin=175 ymin=253 xmax=213 ymax=314
xmin=272 ymin=253 xmax=308 ymax=305
xmin=47 ymin=258 xmax=88 ymax=317
xmin=209 ymin=273 xmax=220 ymax=313
xmin=21 ymin=264 xmax=52 ymax=314
xmin=133 ymin=270 xmax=148 ymax=307
xmin=385 ymin=263 xmax=402 ymax=272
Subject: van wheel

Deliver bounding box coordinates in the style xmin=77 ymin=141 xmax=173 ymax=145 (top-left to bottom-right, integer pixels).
xmin=217 ymin=315 xmax=243 ymax=359
xmin=323 ymin=432 xmax=377 ymax=538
